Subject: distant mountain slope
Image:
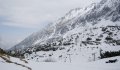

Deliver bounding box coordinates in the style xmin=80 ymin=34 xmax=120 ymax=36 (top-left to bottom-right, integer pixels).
xmin=11 ymin=0 xmax=120 ymax=50
xmin=10 ymin=0 xmax=120 ymax=62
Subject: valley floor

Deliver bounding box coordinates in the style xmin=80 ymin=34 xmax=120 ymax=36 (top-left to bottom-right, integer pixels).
xmin=0 ymin=56 xmax=120 ymax=70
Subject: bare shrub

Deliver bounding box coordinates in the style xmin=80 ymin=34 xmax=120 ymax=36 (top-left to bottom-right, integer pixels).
xmin=43 ymin=58 xmax=56 ymax=62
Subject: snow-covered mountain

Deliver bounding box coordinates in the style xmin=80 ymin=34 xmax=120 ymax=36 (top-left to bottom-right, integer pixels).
xmin=10 ymin=0 xmax=120 ymax=62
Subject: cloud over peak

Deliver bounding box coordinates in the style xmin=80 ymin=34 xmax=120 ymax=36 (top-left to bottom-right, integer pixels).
xmin=0 ymin=0 xmax=100 ymax=28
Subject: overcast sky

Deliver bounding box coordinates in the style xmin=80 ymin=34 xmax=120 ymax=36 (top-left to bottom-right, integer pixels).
xmin=0 ymin=0 xmax=100 ymax=49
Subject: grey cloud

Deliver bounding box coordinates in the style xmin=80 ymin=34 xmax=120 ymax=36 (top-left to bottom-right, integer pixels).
xmin=0 ymin=0 xmax=100 ymax=28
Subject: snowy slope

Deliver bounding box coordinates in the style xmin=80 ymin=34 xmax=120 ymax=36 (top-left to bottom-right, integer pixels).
xmin=0 ymin=56 xmax=30 ymax=70
xmin=28 ymin=56 xmax=120 ymax=70
xmin=23 ymin=19 xmax=120 ymax=63
xmin=0 ymin=55 xmax=120 ymax=70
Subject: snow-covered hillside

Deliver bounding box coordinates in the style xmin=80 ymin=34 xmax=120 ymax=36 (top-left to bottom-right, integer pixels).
xmin=11 ymin=0 xmax=120 ymax=50
xmin=9 ymin=0 xmax=120 ymax=63
xmin=0 ymin=51 xmax=31 ymax=70
xmin=21 ymin=19 xmax=120 ymax=63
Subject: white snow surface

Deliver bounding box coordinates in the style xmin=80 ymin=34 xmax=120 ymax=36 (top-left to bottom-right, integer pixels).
xmin=0 ymin=57 xmax=27 ymax=70
xmin=0 ymin=56 xmax=120 ymax=70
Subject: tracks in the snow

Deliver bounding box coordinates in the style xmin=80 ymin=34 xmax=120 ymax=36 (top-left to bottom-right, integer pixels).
xmin=0 ymin=55 xmax=32 ymax=70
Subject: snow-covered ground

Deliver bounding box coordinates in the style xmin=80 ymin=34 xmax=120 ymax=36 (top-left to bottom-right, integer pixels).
xmin=0 ymin=56 xmax=120 ymax=70
xmin=0 ymin=57 xmax=27 ymax=70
